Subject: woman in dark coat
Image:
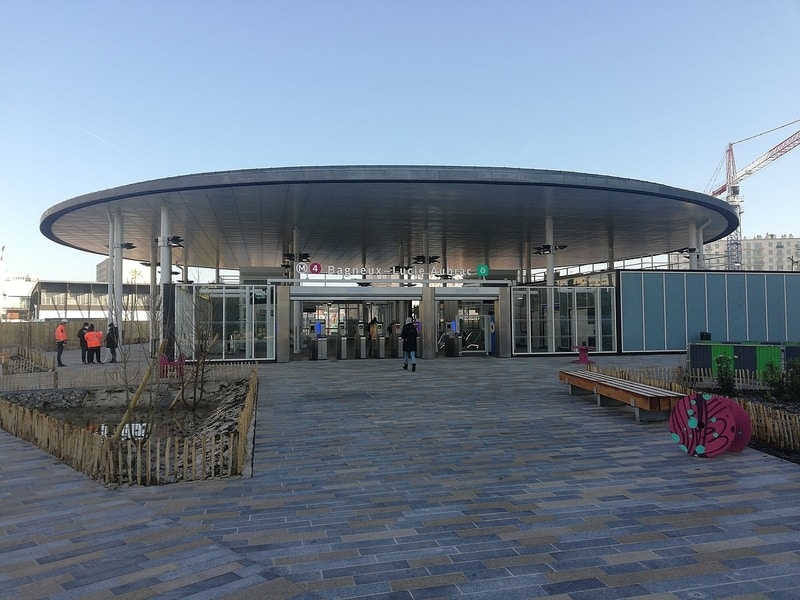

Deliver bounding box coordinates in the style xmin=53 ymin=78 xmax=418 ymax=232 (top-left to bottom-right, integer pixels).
xmin=400 ymin=317 xmax=418 ymax=372
xmin=106 ymin=323 xmax=119 ymax=363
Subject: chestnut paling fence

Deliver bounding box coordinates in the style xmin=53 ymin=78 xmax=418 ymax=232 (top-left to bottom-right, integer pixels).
xmin=0 ymin=367 xmax=259 ymax=486
xmin=587 ymin=364 xmax=800 ymax=452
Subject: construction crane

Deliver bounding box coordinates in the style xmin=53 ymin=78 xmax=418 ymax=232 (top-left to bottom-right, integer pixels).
xmin=709 ymin=119 xmax=800 ymax=270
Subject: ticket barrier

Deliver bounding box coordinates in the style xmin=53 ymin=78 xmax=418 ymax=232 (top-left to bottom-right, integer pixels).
xmin=393 ymin=322 xmax=403 ymax=358
xmin=310 ymin=336 xmax=328 ymax=360
xmin=376 ymin=323 xmax=386 ymax=358
xmin=337 ymin=320 xmax=347 ymax=359
xmin=444 ymin=321 xmax=462 ymax=357
xmin=311 ymin=320 xmax=328 ymax=360
xmin=355 ymin=321 xmax=368 ymax=358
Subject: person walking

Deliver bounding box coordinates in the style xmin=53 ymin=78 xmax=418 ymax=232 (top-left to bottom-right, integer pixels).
xmin=106 ymin=323 xmax=119 ymax=363
xmin=54 ymin=319 xmax=68 ymax=367
xmin=400 ymin=317 xmax=418 ymax=371
xmin=368 ymin=317 xmax=378 ymax=357
xmin=84 ymin=324 xmax=104 ymax=364
xmin=78 ymin=322 xmax=90 ymax=364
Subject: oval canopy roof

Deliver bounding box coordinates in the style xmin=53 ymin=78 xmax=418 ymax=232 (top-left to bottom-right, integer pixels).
xmin=41 ymin=165 xmax=738 ymax=275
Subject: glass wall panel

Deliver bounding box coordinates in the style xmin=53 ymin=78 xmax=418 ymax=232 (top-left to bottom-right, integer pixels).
xmin=664 ymin=273 xmax=687 ymax=350
xmin=511 ymin=286 xmax=615 ymax=355
xmin=725 ymin=274 xmax=747 ymax=342
xmin=556 ymin=290 xmax=574 ymax=351
xmin=787 ymin=275 xmax=800 ymax=341
xmin=174 ymin=284 xmax=276 ymax=361
xmin=512 ymin=290 xmax=529 ymax=354
xmin=574 ymin=290 xmax=596 ymax=348
xmin=599 ymin=288 xmax=615 ymax=351
xmin=530 ymin=289 xmax=546 ymax=351
xmin=685 ymin=273 xmax=708 ymax=342
xmin=706 ymin=274 xmax=728 ymax=341
xmin=643 ymin=272 xmax=666 ymax=351
xmin=766 ymin=274 xmax=787 ymax=342
xmin=620 ymin=272 xmax=644 ymax=351
xmin=745 ymin=274 xmax=767 ymax=341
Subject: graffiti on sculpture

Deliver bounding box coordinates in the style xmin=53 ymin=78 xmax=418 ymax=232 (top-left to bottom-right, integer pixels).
xmin=669 ymin=392 xmax=752 ymax=457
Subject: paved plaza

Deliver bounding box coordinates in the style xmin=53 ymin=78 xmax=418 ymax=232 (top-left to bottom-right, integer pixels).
xmin=2 ymin=352 xmax=800 ymax=599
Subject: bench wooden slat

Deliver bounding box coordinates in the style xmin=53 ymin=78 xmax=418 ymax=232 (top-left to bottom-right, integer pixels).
xmin=558 ymin=369 xmax=684 ymax=422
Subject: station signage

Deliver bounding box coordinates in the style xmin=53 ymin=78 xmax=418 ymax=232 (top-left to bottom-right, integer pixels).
xmin=296 ymin=263 xmax=478 ymax=277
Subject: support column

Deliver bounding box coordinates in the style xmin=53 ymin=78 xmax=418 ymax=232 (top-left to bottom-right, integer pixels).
xmin=420 ymin=285 xmax=436 ymax=360
xmin=688 ymin=221 xmax=698 ymax=270
xmin=159 ymin=204 xmax=173 ymax=356
xmin=149 ymin=235 xmax=158 ymax=356
xmin=113 ymin=212 xmax=124 ymax=328
xmin=181 ymin=244 xmax=189 ymax=282
xmin=545 ymin=216 xmax=555 ymax=286
xmin=696 ymin=219 xmax=711 ymax=269
xmin=291 ymin=227 xmax=301 ymax=354
xmin=215 ymin=246 xmax=220 ymax=284
xmin=422 ymin=230 xmax=430 ymax=285
xmin=523 ymin=240 xmax=531 ymax=284
xmin=545 ymin=216 xmax=555 ymax=352
xmin=160 ymin=205 xmax=172 ymax=285
xmin=107 ymin=209 xmax=115 ymax=322
xmin=397 ymin=242 xmax=405 ymax=283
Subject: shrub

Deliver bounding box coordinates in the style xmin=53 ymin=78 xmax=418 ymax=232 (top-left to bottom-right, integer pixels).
xmin=785 ymin=358 xmax=800 ymax=405
xmin=763 ymin=360 xmax=786 ymax=401
xmin=715 ymin=354 xmax=736 ymax=396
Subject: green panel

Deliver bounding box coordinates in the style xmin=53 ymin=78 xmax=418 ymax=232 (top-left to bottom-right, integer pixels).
xmin=756 ymin=345 xmax=782 ymax=376
xmin=710 ymin=344 xmax=735 ymax=376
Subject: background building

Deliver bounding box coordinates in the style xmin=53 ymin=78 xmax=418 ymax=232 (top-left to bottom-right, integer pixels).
xmin=666 ymin=233 xmax=800 ymax=272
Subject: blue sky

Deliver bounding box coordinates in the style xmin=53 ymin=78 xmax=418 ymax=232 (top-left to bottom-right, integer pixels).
xmin=1 ymin=0 xmax=799 ymax=281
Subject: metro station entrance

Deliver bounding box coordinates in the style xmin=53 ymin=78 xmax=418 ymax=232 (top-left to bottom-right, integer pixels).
xmin=297 ymin=301 xmax=409 ymax=360
xmin=289 ymin=283 xmax=510 ymax=361
xmin=168 ymin=281 xmax=618 ymax=362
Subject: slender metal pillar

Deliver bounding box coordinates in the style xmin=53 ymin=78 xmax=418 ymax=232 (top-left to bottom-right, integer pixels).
xmin=215 ymin=245 xmax=220 ymax=283
xmin=149 ymin=234 xmax=158 ymax=356
xmin=422 ymin=230 xmax=430 ymax=284
xmin=107 ymin=209 xmax=115 ymax=321
xmin=545 ymin=216 xmax=555 ymax=352
xmin=545 ymin=216 xmax=555 ymax=286
xmin=160 ymin=205 xmax=172 ymax=284
xmin=159 ymin=205 xmax=173 ymax=355
xmin=291 ymin=227 xmax=301 ymax=353
xmin=524 ymin=240 xmax=531 ymax=284
xmin=113 ymin=213 xmax=124 ymax=327
xmin=688 ymin=221 xmax=698 ymax=269
xmin=181 ymin=244 xmax=189 ymax=282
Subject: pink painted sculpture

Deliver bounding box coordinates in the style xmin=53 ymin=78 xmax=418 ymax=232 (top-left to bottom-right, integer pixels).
xmin=669 ymin=392 xmax=750 ymax=458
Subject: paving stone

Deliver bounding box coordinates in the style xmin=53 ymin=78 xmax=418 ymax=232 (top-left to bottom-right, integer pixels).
xmin=2 ymin=355 xmax=800 ymax=598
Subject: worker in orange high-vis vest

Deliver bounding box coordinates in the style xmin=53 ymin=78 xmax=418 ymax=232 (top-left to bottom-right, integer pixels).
xmin=54 ymin=319 xmax=68 ymax=367
xmin=84 ymin=324 xmax=104 ymax=364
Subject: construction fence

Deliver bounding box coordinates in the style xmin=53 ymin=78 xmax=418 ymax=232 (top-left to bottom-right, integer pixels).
xmin=0 ymin=367 xmax=259 ymax=486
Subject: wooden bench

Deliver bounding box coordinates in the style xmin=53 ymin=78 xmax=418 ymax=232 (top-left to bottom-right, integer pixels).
xmin=559 ymin=369 xmax=685 ymax=422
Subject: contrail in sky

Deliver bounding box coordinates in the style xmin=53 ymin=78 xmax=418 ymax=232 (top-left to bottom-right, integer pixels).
xmin=80 ymin=127 xmax=121 ymax=151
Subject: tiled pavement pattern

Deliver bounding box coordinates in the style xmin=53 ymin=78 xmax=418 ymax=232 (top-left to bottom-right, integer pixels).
xmin=2 ymin=352 xmax=800 ymax=599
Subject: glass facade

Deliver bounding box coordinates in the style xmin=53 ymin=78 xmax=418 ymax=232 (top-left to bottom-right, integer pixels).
xmin=619 ymin=270 xmax=800 ymax=351
xmin=174 ymin=284 xmax=276 ymax=361
xmin=511 ymin=286 xmax=616 ymax=355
